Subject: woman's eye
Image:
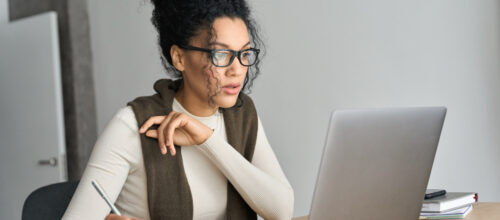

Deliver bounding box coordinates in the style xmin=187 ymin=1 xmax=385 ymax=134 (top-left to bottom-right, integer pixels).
xmin=214 ymin=52 xmax=228 ymax=60
xmin=212 ymin=51 xmax=231 ymax=66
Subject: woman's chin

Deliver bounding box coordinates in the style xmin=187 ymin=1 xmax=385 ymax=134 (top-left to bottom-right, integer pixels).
xmin=216 ymin=95 xmax=239 ymax=108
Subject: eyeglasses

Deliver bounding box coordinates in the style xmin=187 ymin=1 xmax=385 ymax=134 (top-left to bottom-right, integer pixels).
xmin=179 ymin=45 xmax=260 ymax=68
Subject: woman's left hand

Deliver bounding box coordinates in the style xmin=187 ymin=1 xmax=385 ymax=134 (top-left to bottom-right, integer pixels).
xmin=105 ymin=214 xmax=142 ymax=220
xmin=139 ymin=111 xmax=214 ymax=156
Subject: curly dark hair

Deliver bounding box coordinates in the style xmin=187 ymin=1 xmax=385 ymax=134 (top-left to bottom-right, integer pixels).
xmin=150 ymin=0 xmax=265 ymax=106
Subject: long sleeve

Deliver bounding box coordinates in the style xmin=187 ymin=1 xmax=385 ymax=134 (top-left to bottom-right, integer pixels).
xmin=62 ymin=107 xmax=147 ymax=220
xmin=62 ymin=103 xmax=294 ymax=220
xmin=196 ymin=117 xmax=294 ymax=220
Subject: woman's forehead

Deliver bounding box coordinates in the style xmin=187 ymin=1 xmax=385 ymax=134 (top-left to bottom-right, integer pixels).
xmin=192 ymin=17 xmax=250 ymax=49
xmin=213 ymin=17 xmax=249 ymax=50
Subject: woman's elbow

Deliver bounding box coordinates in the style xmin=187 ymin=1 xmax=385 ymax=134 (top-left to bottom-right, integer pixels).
xmin=285 ymin=186 xmax=295 ymax=219
xmin=271 ymin=186 xmax=295 ymax=220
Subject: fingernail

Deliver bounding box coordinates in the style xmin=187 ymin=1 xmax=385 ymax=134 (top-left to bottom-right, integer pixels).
xmin=160 ymin=145 xmax=166 ymax=154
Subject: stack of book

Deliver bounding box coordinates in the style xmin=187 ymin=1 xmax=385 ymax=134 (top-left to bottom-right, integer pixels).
xmin=419 ymin=191 xmax=478 ymax=219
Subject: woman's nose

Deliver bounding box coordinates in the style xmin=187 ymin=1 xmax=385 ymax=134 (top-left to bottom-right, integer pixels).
xmin=225 ymin=59 xmax=247 ymax=77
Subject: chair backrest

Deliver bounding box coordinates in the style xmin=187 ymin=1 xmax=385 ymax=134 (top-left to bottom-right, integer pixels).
xmin=22 ymin=180 xmax=79 ymax=220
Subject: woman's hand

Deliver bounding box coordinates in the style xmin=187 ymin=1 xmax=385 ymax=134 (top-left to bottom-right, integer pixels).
xmin=139 ymin=111 xmax=214 ymax=156
xmin=105 ymin=214 xmax=142 ymax=220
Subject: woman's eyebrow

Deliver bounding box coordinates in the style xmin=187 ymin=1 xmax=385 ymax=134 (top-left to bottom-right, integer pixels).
xmin=209 ymin=41 xmax=251 ymax=49
xmin=240 ymin=42 xmax=251 ymax=49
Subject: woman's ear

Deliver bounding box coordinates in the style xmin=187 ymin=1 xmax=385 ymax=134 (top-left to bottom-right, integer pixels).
xmin=170 ymin=45 xmax=185 ymax=71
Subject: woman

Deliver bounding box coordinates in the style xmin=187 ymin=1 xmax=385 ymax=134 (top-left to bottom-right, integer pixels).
xmin=62 ymin=0 xmax=294 ymax=219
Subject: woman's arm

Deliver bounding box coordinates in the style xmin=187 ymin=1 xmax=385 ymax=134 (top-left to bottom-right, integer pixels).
xmin=62 ymin=108 xmax=140 ymax=220
xmin=196 ymin=116 xmax=294 ymax=220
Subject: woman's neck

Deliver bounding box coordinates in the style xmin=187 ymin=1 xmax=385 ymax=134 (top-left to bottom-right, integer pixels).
xmin=174 ymin=86 xmax=218 ymax=117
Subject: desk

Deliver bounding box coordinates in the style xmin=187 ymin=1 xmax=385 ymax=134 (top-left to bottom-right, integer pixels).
xmin=292 ymin=203 xmax=500 ymax=220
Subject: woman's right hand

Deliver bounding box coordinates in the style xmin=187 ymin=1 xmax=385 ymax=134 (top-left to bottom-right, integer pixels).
xmin=139 ymin=111 xmax=214 ymax=156
xmin=105 ymin=214 xmax=142 ymax=220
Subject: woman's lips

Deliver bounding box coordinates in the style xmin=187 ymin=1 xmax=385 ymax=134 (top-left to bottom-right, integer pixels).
xmin=222 ymin=83 xmax=241 ymax=95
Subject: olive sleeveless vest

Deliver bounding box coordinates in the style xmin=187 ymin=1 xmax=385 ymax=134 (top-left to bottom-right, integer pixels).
xmin=126 ymin=79 xmax=258 ymax=220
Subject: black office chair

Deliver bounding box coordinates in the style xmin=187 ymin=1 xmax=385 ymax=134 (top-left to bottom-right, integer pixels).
xmin=22 ymin=180 xmax=79 ymax=220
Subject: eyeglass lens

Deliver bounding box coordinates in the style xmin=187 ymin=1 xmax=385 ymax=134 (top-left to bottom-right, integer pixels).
xmin=212 ymin=50 xmax=258 ymax=67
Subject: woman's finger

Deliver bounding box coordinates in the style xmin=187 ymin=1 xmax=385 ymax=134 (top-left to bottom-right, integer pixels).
xmin=157 ymin=111 xmax=177 ymax=155
xmin=105 ymin=214 xmax=132 ymax=220
xmin=165 ymin=113 xmax=186 ymax=156
xmin=139 ymin=115 xmax=165 ymax=133
xmin=145 ymin=129 xmax=158 ymax=138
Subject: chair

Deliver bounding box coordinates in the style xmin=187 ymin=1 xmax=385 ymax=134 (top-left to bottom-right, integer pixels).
xmin=22 ymin=181 xmax=79 ymax=220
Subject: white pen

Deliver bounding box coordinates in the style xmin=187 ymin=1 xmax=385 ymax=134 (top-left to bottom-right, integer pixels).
xmin=91 ymin=179 xmax=122 ymax=216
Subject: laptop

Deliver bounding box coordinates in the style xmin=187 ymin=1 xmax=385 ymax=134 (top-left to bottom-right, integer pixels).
xmin=309 ymin=107 xmax=447 ymax=220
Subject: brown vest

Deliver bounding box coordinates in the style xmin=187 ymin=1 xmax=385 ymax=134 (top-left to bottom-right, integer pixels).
xmin=127 ymin=79 xmax=258 ymax=220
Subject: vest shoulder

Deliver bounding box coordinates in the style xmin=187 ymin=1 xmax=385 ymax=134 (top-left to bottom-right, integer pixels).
xmin=238 ymin=93 xmax=256 ymax=110
xmin=127 ymin=94 xmax=164 ymax=109
xmin=224 ymin=93 xmax=258 ymax=119
xmin=126 ymin=94 xmax=169 ymax=123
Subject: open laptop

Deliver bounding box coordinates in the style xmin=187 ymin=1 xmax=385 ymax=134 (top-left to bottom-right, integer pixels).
xmin=309 ymin=107 xmax=447 ymax=220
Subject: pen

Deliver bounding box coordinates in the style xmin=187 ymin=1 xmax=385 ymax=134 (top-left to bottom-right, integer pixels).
xmin=91 ymin=179 xmax=122 ymax=216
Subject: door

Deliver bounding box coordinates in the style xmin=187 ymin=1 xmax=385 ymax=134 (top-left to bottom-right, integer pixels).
xmin=0 ymin=11 xmax=67 ymax=220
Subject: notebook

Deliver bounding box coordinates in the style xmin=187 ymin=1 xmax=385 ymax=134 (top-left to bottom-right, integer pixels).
xmin=422 ymin=192 xmax=478 ymax=212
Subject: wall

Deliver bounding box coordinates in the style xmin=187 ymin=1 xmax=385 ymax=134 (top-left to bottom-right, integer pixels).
xmin=88 ymin=0 xmax=164 ymax=132
xmin=88 ymin=0 xmax=500 ymax=217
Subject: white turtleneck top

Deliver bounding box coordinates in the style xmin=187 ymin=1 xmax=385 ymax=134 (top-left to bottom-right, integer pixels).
xmin=62 ymin=98 xmax=294 ymax=220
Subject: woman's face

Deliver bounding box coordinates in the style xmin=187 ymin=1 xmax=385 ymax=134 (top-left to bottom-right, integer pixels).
xmin=180 ymin=17 xmax=251 ymax=109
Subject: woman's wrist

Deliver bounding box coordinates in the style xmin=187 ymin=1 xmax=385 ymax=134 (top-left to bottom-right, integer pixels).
xmin=199 ymin=127 xmax=215 ymax=145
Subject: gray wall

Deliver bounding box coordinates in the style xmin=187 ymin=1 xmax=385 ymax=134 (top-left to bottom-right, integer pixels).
xmin=88 ymin=0 xmax=164 ymax=131
xmin=88 ymin=0 xmax=500 ymax=217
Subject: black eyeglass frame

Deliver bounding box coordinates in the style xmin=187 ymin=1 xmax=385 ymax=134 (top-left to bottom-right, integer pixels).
xmin=178 ymin=45 xmax=260 ymax=68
